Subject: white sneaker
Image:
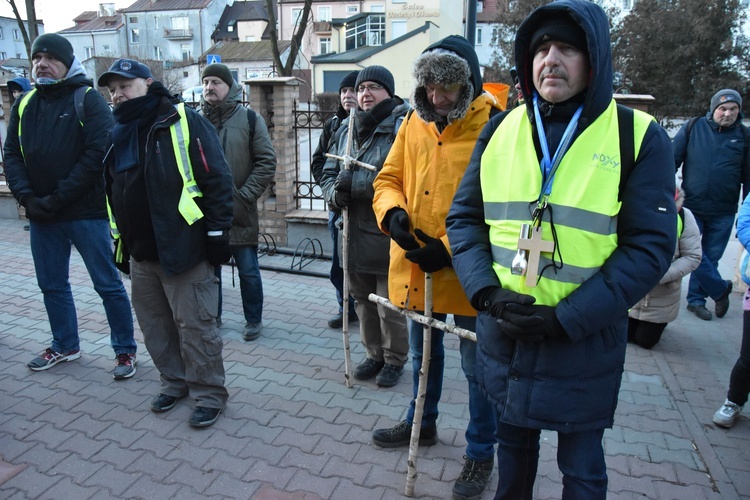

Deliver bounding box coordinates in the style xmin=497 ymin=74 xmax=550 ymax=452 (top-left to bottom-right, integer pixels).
xmin=713 ymin=400 xmax=742 ymax=428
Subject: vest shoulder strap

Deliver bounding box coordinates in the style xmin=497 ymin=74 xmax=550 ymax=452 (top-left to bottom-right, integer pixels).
xmin=617 ymin=104 xmax=634 ymax=200
xmin=246 ymin=107 xmax=256 ymax=140
xmin=74 ymin=86 xmax=92 ymax=125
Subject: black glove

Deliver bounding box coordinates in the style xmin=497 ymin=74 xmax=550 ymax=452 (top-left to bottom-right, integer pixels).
xmin=476 ymin=286 xmax=536 ymax=319
xmin=405 ymin=229 xmax=452 ymax=273
xmin=113 ymin=238 xmax=131 ymax=275
xmin=499 ymin=303 xmax=566 ymax=343
xmin=386 ymin=208 xmax=418 ymax=251
xmin=23 ymin=196 xmax=54 ymax=221
xmin=334 ymin=169 xmax=353 ymax=207
xmin=206 ymin=233 xmax=232 ymax=266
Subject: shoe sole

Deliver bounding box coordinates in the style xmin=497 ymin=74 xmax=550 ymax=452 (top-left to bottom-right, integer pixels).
xmin=372 ymin=435 xmax=438 ymax=448
xmin=243 ymin=333 xmax=261 ymax=341
xmin=151 ymin=396 xmax=184 ymax=413
xmin=712 ymin=416 xmax=736 ymax=428
xmin=189 ymin=410 xmax=222 ymax=428
xmin=28 ymin=352 xmax=81 ymax=371
xmin=113 ymin=359 xmax=137 ymax=380
xmin=687 ymin=306 xmax=712 ymax=321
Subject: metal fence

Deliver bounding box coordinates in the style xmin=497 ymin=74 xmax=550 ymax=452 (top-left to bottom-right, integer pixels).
xmin=293 ymin=100 xmax=335 ymax=211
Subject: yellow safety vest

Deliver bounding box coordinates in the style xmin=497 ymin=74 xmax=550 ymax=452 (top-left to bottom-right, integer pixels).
xmin=480 ymin=100 xmax=653 ymax=306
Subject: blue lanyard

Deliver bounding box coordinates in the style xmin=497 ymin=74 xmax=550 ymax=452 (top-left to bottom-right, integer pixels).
xmin=532 ymin=93 xmax=583 ymax=204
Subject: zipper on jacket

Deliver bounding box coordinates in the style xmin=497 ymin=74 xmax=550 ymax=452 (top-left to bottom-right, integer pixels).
xmin=196 ymin=137 xmax=210 ymax=172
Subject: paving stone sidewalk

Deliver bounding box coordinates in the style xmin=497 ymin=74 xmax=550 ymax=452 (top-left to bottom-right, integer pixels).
xmin=0 ymin=217 xmax=748 ymax=499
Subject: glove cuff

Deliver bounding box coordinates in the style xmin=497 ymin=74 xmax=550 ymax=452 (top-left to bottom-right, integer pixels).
xmin=471 ymin=286 xmax=498 ymax=311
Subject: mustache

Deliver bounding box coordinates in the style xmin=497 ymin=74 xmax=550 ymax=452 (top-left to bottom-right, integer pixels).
xmin=540 ymin=68 xmax=568 ymax=80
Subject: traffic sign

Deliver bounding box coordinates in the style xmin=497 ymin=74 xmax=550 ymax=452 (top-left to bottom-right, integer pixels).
xmin=207 ymin=54 xmax=221 ymax=64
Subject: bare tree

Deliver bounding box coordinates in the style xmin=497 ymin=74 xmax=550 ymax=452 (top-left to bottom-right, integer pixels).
xmin=6 ymin=0 xmax=39 ymax=62
xmin=265 ymin=0 xmax=313 ymax=77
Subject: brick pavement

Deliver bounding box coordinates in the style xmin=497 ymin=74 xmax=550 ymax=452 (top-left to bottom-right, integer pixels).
xmin=0 ymin=217 xmax=748 ymax=499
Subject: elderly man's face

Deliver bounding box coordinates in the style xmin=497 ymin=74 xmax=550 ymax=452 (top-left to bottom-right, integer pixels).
xmin=425 ymin=82 xmax=463 ymax=117
xmin=107 ymin=76 xmax=151 ymax=107
xmin=32 ymin=53 xmax=67 ymax=81
xmin=340 ymin=86 xmax=357 ymax=112
xmin=713 ymin=102 xmax=740 ymax=128
xmin=202 ymin=76 xmax=230 ymax=105
xmin=532 ymin=40 xmax=589 ymax=103
xmin=357 ymin=80 xmax=389 ymax=112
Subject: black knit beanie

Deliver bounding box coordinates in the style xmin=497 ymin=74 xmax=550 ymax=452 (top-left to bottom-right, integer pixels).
xmin=31 ymin=34 xmax=75 ymax=68
xmin=201 ymin=63 xmax=234 ymax=87
xmin=339 ymin=70 xmax=359 ymax=92
xmin=356 ymin=65 xmax=395 ymax=97
xmin=529 ymin=15 xmax=588 ymax=56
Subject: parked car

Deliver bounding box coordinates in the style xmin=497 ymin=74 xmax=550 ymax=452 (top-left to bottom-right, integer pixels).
xmin=181 ymin=86 xmax=203 ymax=103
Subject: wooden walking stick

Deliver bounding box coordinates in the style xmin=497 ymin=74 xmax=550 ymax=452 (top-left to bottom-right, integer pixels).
xmin=405 ymin=272 xmax=433 ymax=496
xmin=340 ymin=108 xmax=356 ymax=388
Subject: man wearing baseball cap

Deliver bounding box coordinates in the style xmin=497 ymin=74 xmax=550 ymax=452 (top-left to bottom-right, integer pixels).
xmin=3 ymin=34 xmax=137 ymax=379
xmin=674 ymin=89 xmax=750 ymax=321
xmin=100 ymin=58 xmax=234 ymax=428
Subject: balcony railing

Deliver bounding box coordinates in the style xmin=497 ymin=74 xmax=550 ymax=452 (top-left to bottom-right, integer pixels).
xmin=312 ymin=21 xmax=331 ymax=33
xmin=164 ymin=28 xmax=193 ymax=40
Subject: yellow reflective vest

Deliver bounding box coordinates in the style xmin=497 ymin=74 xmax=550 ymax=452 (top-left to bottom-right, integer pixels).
xmin=480 ymin=100 xmax=653 ymax=306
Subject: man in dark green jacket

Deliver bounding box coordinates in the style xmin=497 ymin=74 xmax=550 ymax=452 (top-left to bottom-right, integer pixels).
xmin=199 ymin=64 xmax=277 ymax=341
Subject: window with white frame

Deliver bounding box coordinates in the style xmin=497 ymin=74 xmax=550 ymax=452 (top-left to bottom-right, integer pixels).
xmin=477 ymin=1 xmax=484 ymax=13
xmin=84 ymin=46 xmax=94 ymax=59
xmin=13 ymin=29 xmax=20 ymax=40
xmin=319 ymin=36 xmax=331 ymax=54
xmin=181 ymin=43 xmax=191 ymax=61
xmin=291 ymin=7 xmax=303 ymax=27
xmin=153 ymin=46 xmax=163 ymax=60
xmin=153 ymin=16 xmax=158 ymax=29
xmin=0 ymin=52 xmax=7 ymax=60
xmin=371 ymin=4 xmax=385 ymax=12
xmin=172 ymin=16 xmax=189 ymax=30
xmin=130 ymin=28 xmax=139 ymax=43
xmin=0 ymin=27 xmax=4 ymax=39
xmin=391 ymin=20 xmax=407 ymax=40
xmin=346 ymin=5 xmax=359 ymax=14
xmin=345 ymin=14 xmax=385 ymax=50
xmin=476 ymin=27 xmax=483 ymax=45
xmin=318 ymin=6 xmax=332 ymax=22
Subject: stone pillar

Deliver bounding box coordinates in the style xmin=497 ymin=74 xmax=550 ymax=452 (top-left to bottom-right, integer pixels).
xmin=244 ymin=77 xmax=301 ymax=248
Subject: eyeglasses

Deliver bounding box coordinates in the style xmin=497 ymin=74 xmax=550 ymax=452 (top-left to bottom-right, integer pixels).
xmin=357 ymin=84 xmax=384 ymax=93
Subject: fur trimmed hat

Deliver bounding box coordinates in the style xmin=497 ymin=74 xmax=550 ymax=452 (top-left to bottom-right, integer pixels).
xmin=355 ymin=66 xmax=394 ymax=97
xmin=31 ymin=34 xmax=75 ymax=68
xmin=710 ymin=89 xmax=742 ymax=113
xmin=201 ymin=63 xmax=234 ymax=87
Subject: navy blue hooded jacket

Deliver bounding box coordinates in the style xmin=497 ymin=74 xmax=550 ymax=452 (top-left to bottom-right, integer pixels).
xmin=446 ymin=0 xmax=676 ymax=432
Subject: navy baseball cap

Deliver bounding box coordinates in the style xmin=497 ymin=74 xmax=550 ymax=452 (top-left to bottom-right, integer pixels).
xmin=98 ymin=58 xmax=153 ymax=87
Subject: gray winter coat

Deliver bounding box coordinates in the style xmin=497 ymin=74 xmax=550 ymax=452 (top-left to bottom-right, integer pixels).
xmin=629 ymin=207 xmax=701 ymax=323
xmin=320 ymin=99 xmax=411 ymax=275
xmin=200 ymin=82 xmax=276 ymax=246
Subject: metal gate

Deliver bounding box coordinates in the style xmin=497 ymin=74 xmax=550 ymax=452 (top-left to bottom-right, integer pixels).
xmin=293 ymin=100 xmax=335 ymax=210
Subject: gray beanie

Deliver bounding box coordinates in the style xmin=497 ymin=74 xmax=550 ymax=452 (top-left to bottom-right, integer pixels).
xmin=355 ymin=65 xmax=394 ymax=97
xmin=710 ymin=89 xmax=742 ymax=113
xmin=201 ymin=63 xmax=234 ymax=87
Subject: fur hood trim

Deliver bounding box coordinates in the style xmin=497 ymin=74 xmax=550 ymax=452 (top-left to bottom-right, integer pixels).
xmin=412 ymin=48 xmax=473 ymax=125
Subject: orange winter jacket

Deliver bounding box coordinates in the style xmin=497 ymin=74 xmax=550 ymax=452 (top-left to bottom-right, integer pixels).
xmin=373 ymin=92 xmax=503 ymax=316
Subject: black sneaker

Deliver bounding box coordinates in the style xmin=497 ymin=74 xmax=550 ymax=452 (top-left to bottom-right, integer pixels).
xmin=375 ymin=363 xmax=403 ymax=387
xmin=452 ymin=455 xmax=494 ymax=500
xmin=715 ymin=280 xmax=732 ymax=318
xmin=328 ymin=312 xmax=358 ymax=329
xmin=151 ymin=394 xmax=184 ymax=413
xmin=354 ymin=358 xmax=384 ymax=380
xmin=188 ymin=406 xmax=222 ymax=428
xmin=372 ymin=420 xmax=437 ymax=448
xmin=687 ymin=304 xmax=712 ymax=321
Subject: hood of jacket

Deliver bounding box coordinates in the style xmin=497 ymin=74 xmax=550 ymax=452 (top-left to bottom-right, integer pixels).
xmin=515 ymin=0 xmax=612 ymax=130
xmin=412 ymin=35 xmax=483 ymax=125
xmin=8 ymin=77 xmax=31 ymax=92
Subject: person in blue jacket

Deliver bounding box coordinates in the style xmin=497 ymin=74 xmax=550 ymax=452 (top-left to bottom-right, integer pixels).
xmin=7 ymin=76 xmax=31 ymax=101
xmin=446 ymin=1 xmax=676 ymax=497
xmin=712 ymin=193 xmax=750 ymax=428
xmin=674 ymin=89 xmax=750 ymax=321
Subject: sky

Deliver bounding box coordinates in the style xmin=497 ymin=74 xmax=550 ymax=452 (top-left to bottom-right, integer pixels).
xmin=0 ymin=0 xmax=129 ymax=34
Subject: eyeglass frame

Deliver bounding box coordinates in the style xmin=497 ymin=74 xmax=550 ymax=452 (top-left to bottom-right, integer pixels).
xmin=357 ymin=83 xmax=385 ymax=93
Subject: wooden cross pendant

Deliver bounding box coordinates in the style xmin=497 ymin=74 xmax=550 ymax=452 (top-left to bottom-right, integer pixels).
xmin=517 ymin=226 xmax=555 ymax=287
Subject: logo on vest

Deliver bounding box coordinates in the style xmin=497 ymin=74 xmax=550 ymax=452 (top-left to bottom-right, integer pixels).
xmin=592 ymin=152 xmax=620 ymax=173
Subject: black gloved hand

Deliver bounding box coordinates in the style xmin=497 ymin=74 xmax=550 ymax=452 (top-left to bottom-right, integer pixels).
xmin=386 ymin=208 xmax=418 ymax=251
xmin=206 ymin=233 xmax=232 ymax=266
xmin=333 ymin=169 xmax=353 ymax=208
xmin=405 ymin=229 xmax=452 ymax=273
xmin=476 ymin=286 xmax=536 ymax=319
xmin=24 ymin=196 xmax=54 ymax=221
xmin=113 ymin=238 xmax=130 ymax=275
xmin=499 ymin=304 xmax=566 ymax=343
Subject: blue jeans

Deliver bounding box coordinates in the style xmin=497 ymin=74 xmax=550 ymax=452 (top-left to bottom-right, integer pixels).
xmin=216 ymin=245 xmax=263 ymax=325
xmin=687 ymin=213 xmax=736 ymax=306
xmin=329 ymin=211 xmax=355 ymax=316
xmin=406 ymin=314 xmax=496 ymax=461
xmin=29 ymin=219 xmax=136 ymax=355
xmin=493 ymin=423 xmax=606 ymax=499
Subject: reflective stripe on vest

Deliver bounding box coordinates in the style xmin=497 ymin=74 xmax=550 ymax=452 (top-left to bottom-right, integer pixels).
xmin=480 ymin=100 xmax=653 ymax=305
xmin=171 ymin=103 xmax=204 ymax=225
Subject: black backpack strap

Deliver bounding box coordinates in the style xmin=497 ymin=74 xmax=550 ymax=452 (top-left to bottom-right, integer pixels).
xmin=617 ymin=104 xmax=634 ymax=200
xmin=74 ymin=86 xmax=89 ymax=125
xmin=246 ymin=108 xmax=256 ymax=140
